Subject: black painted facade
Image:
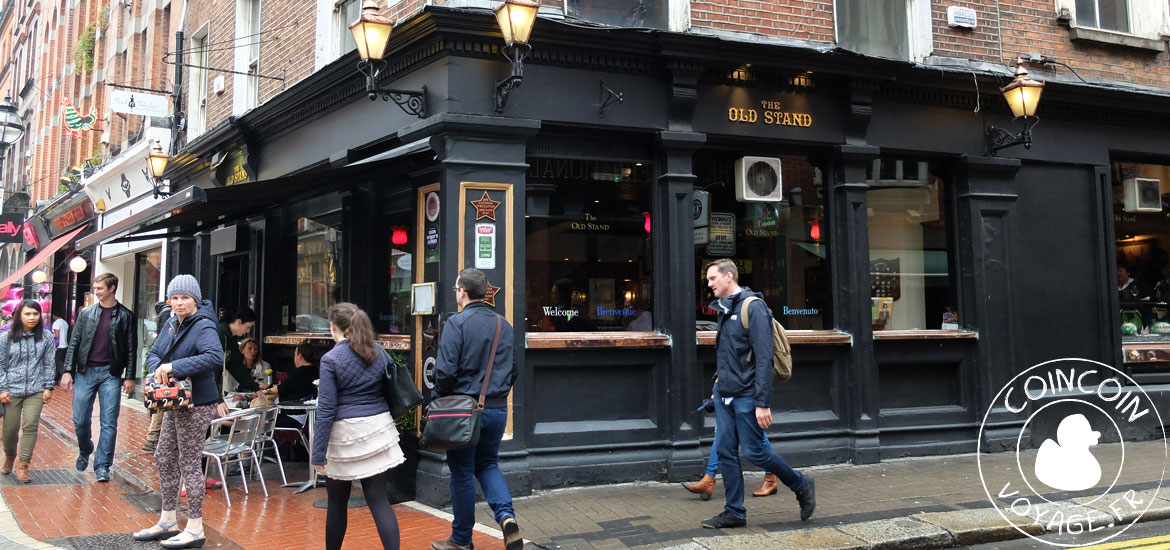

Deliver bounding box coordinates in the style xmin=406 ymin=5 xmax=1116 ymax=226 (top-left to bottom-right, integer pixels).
xmin=146 ymin=7 xmax=1170 ymax=506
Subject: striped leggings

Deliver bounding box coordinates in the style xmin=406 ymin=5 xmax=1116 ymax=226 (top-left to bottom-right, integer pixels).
xmin=155 ymin=404 xmax=217 ymax=517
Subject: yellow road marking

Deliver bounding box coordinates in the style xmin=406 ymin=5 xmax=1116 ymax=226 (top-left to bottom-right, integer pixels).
xmin=1077 ymin=535 xmax=1170 ymax=550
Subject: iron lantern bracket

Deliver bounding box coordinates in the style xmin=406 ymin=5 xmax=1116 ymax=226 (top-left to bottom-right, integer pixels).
xmin=357 ymin=60 xmax=426 ymax=118
xmin=494 ymin=44 xmax=531 ymax=114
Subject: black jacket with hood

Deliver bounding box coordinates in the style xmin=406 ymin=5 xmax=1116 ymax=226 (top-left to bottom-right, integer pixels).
xmin=710 ymin=287 xmax=776 ymax=408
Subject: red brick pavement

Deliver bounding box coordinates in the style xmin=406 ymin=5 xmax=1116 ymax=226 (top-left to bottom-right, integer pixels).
xmin=4 ymin=388 xmax=501 ymax=550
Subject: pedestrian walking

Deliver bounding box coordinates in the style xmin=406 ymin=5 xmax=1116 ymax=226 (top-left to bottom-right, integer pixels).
xmin=60 ymin=272 xmax=137 ymax=482
xmin=0 ymin=300 xmax=57 ymax=483
xmin=50 ymin=312 xmax=68 ymax=384
xmin=133 ymin=274 xmax=224 ymax=549
xmin=700 ymin=259 xmax=815 ymax=529
xmin=683 ymin=382 xmax=778 ymax=500
xmin=312 ymin=302 xmax=403 ymax=550
xmin=431 ymin=268 xmax=522 ymax=550
xmin=142 ymin=300 xmax=173 ymax=453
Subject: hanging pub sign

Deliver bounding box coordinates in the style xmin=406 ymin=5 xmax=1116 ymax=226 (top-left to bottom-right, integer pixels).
xmin=212 ymin=148 xmax=254 ymax=187
xmin=61 ymin=100 xmax=98 ymax=138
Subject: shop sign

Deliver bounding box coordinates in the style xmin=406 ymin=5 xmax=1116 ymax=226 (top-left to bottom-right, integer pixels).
xmin=213 ymin=149 xmax=252 ymax=187
xmin=707 ymin=212 xmax=736 ymax=256
xmin=694 ymin=86 xmax=843 ymax=141
xmin=475 ymin=223 xmax=496 ymax=270
xmin=0 ymin=214 xmax=23 ymax=243
xmin=48 ymin=200 xmax=94 ymax=236
xmin=694 ymin=226 xmax=709 ymax=245
xmin=110 ymin=90 xmax=170 ymax=117
xmin=728 ymin=99 xmax=813 ymax=128
xmin=424 ymin=224 xmax=440 ymax=264
xmin=426 ymin=192 xmax=440 ymax=222
xmin=693 ymin=190 xmax=709 ymax=228
xmin=571 ymin=213 xmax=610 ymax=231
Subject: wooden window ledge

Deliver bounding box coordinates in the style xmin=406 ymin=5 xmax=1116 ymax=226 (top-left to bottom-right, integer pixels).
xmin=696 ymin=330 xmax=850 ymax=346
xmin=526 ymin=331 xmax=671 ymax=349
xmin=265 ymin=333 xmax=411 ymax=350
xmin=873 ymin=330 xmax=976 ymax=340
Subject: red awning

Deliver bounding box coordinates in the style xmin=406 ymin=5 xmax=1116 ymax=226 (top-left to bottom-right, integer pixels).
xmin=0 ymin=224 xmax=89 ymax=292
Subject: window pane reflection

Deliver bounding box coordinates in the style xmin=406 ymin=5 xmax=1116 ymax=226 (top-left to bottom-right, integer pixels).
xmin=295 ymin=217 xmax=342 ymax=332
xmin=525 ymin=158 xmax=653 ymax=332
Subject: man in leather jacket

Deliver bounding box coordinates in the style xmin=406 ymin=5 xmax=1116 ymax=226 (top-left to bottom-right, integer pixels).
xmin=60 ymin=273 xmax=137 ymax=482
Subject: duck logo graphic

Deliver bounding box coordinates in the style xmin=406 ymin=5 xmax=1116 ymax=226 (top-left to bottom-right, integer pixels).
xmin=1034 ymin=414 xmax=1102 ymax=491
xmin=978 ymin=358 xmax=1167 ymax=547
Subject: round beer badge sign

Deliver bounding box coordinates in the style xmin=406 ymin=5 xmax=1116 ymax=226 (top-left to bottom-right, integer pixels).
xmin=978 ymin=358 xmax=1166 ymax=547
xmin=426 ymin=192 xmax=440 ymax=222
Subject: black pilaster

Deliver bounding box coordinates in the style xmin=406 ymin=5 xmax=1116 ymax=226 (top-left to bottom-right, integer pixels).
xmin=655 ymin=130 xmax=706 ymax=481
xmin=831 ymin=144 xmax=880 ymax=464
xmin=956 ymin=155 xmax=1021 ymax=451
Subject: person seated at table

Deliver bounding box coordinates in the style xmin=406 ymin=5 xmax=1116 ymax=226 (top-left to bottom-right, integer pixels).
xmin=254 ymin=342 xmax=321 ymax=427
xmin=240 ymin=337 xmax=271 ymax=389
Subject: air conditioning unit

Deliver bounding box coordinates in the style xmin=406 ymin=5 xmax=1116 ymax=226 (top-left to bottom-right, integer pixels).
xmin=1124 ymin=178 xmax=1162 ymax=213
xmin=735 ymin=156 xmax=783 ymax=202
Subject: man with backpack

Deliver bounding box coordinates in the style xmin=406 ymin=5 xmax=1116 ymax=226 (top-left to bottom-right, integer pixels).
xmin=700 ymin=258 xmax=815 ymax=529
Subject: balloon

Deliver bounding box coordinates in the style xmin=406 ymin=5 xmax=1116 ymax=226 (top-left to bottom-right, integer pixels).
xmin=6 ymin=287 xmax=22 ymax=301
xmin=1 ymin=300 xmax=18 ymax=318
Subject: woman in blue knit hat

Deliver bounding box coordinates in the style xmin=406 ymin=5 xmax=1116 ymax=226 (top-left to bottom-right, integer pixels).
xmin=133 ymin=274 xmax=224 ymax=549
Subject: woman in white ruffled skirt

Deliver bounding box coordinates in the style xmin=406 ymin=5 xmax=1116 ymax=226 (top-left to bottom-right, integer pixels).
xmin=312 ymin=303 xmax=404 ymax=550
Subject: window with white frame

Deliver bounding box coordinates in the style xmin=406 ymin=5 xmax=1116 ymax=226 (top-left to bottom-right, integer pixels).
xmin=234 ymin=0 xmax=261 ymax=114
xmin=1059 ymin=0 xmax=1170 ymax=42
xmin=188 ymin=29 xmax=209 ymax=136
xmin=334 ymin=0 xmax=361 ymax=59
xmin=834 ymin=0 xmax=932 ymax=62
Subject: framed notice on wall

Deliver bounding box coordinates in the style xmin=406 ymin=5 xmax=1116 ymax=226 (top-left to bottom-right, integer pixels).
xmin=411 ymin=283 xmax=436 ymax=315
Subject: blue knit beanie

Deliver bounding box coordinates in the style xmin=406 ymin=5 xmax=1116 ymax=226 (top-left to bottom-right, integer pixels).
xmin=166 ymin=274 xmax=202 ymax=303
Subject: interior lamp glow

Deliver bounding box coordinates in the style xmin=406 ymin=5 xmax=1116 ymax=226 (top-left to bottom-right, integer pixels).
xmin=391 ymin=226 xmax=408 ymax=246
xmin=809 ymin=220 xmax=821 ymax=241
xmin=69 ymin=256 xmax=88 ymax=273
xmin=643 ymin=212 xmax=651 ymax=234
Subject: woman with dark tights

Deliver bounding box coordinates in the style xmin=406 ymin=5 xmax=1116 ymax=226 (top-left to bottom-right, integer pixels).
xmin=312 ymin=302 xmax=403 ymax=550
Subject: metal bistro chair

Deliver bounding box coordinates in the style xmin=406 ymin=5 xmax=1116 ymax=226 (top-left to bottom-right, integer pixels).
xmin=202 ymin=411 xmax=268 ymax=507
xmin=250 ymin=404 xmax=290 ymax=485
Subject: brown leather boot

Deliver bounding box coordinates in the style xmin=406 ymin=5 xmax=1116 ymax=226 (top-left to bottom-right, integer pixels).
xmin=14 ymin=461 xmax=30 ymax=484
xmin=752 ymin=473 xmax=778 ymax=497
xmin=682 ymin=474 xmax=715 ymax=501
xmin=0 ymin=455 xmax=14 ymax=475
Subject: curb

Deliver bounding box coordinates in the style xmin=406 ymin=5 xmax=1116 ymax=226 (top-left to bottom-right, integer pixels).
xmin=665 ymin=488 xmax=1170 ymax=550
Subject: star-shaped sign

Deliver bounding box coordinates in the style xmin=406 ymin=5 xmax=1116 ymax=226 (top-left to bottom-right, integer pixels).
xmin=484 ymin=284 xmax=501 ymax=308
xmin=471 ymin=191 xmax=501 ymax=221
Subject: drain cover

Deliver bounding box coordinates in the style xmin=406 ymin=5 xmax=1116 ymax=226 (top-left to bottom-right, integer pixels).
xmin=0 ymin=469 xmax=89 ymax=486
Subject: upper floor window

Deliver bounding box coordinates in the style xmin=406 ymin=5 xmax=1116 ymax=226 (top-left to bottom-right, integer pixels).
xmin=334 ymin=0 xmax=361 ymax=58
xmin=567 ymin=0 xmax=667 ymax=29
xmin=834 ymin=0 xmax=931 ymax=62
xmin=235 ymin=0 xmax=261 ymax=114
xmin=188 ymin=29 xmax=209 ymax=137
xmin=1076 ymin=0 xmax=1129 ymax=32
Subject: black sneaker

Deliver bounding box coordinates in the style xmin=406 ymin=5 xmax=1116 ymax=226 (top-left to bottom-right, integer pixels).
xmin=701 ymin=511 xmax=746 ymax=529
xmin=796 ymin=474 xmax=816 ymax=521
xmin=75 ymin=455 xmax=88 ymax=472
xmin=500 ymin=516 xmax=522 ymax=550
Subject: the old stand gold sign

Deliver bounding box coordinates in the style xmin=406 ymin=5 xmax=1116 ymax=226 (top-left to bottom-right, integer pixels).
xmin=728 ymin=100 xmax=813 ymax=128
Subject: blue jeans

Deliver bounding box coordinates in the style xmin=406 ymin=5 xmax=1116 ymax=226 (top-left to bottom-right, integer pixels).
xmin=72 ymin=367 xmax=123 ymax=470
xmin=705 ymin=386 xmax=771 ymax=477
xmin=445 ymin=407 xmax=514 ymax=546
xmin=714 ymin=396 xmax=806 ymax=519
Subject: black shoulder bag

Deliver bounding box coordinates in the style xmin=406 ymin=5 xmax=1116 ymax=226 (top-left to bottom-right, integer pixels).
xmin=420 ymin=314 xmax=502 ymax=451
xmin=381 ymin=348 xmax=424 ymax=420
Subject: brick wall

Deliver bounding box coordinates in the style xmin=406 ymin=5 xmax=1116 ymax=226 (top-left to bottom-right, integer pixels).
xmin=689 ymin=0 xmax=835 ymax=42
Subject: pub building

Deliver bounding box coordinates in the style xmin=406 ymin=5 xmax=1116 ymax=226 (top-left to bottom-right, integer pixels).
xmin=76 ymin=5 xmax=1170 ymax=505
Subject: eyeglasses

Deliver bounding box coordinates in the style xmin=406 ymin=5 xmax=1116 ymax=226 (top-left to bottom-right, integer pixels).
xmin=453 ymin=286 xmax=463 ymax=293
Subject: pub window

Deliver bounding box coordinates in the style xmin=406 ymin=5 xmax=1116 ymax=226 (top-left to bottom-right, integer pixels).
xmin=295 ymin=216 xmax=342 ymax=332
xmin=1111 ymin=161 xmax=1170 ymax=341
xmin=372 ymin=209 xmax=414 ymax=335
xmin=694 ymin=151 xmax=830 ymax=330
xmin=525 ymin=158 xmax=653 ymax=332
xmin=865 ymin=158 xmax=957 ymax=331
xmin=567 ymin=0 xmax=667 ymax=29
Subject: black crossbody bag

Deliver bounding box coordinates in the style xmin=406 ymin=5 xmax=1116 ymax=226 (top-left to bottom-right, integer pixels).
xmin=420 ymin=314 xmax=502 ymax=451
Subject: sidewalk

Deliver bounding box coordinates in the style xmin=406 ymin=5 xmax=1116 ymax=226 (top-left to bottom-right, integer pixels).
xmin=0 ymin=389 xmax=501 ymax=550
xmin=2 ymin=390 xmax=1166 ymax=550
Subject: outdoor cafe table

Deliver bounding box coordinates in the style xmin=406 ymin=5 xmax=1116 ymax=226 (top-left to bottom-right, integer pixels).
xmin=277 ymin=398 xmax=322 ymax=493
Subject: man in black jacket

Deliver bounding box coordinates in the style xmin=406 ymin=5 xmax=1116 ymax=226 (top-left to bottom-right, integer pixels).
xmin=430 ymin=268 xmax=522 ymax=550
xmin=700 ymin=258 xmax=815 ymax=529
xmin=60 ymin=273 xmax=137 ymax=482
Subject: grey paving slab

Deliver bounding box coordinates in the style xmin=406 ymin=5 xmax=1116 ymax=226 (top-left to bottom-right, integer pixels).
xmin=1073 ymin=488 xmax=1170 ymax=524
xmin=766 ymin=527 xmax=869 ymax=550
xmin=837 ymin=518 xmax=954 ymax=550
